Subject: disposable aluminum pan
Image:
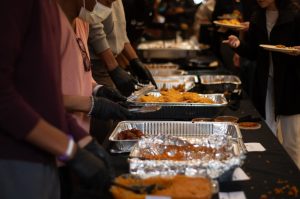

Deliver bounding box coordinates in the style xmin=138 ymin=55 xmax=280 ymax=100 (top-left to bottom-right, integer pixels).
xmin=149 ymin=69 xmax=187 ymax=76
xmin=138 ymin=40 xmax=200 ymax=59
xmin=127 ymin=91 xmax=227 ymax=119
xmin=154 ymin=75 xmax=198 ymax=91
xmin=145 ymin=63 xmax=181 ymax=76
xmin=200 ymin=75 xmax=242 ymax=93
xmin=144 ymin=63 xmax=179 ymax=70
xmin=124 ymin=121 xmax=245 ymax=179
xmin=109 ymin=121 xmax=243 ymax=152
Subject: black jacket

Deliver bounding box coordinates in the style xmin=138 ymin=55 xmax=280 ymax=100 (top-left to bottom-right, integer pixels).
xmin=235 ymin=5 xmax=300 ymax=117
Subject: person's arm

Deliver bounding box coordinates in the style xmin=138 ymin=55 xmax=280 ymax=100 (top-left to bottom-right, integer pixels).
xmin=122 ymin=42 xmax=139 ymax=60
xmin=122 ymin=43 xmax=157 ymax=87
xmin=98 ymin=49 xmax=119 ymax=71
xmin=63 ymin=95 xmax=92 ymax=113
xmin=63 ymin=95 xmax=131 ymax=120
xmin=0 ymin=1 xmax=79 ymax=160
xmin=89 ymin=15 xmax=118 ymax=71
xmin=115 ymin=52 xmax=130 ymax=68
xmin=223 ymin=21 xmax=258 ymax=60
xmin=26 ymin=119 xmax=77 ymax=158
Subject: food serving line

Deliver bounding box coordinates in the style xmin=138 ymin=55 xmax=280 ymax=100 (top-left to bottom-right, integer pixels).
xmin=102 ymin=41 xmax=300 ymax=199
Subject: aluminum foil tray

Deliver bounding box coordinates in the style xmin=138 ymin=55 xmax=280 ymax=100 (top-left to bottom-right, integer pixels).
xmin=138 ymin=40 xmax=200 ymax=59
xmin=144 ymin=63 xmax=179 ymax=70
xmin=200 ymin=75 xmax=242 ymax=93
xmin=127 ymin=91 xmax=227 ymax=119
xmin=144 ymin=63 xmax=181 ymax=76
xmin=109 ymin=121 xmax=243 ymax=152
xmin=155 ymin=75 xmax=198 ymax=91
xmin=150 ymin=69 xmax=187 ymax=76
xmin=128 ymin=131 xmax=246 ymax=179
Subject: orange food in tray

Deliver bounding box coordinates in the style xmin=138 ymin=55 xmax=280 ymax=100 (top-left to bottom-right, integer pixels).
xmin=139 ymin=89 xmax=215 ymax=104
xmin=116 ymin=129 xmax=144 ymax=140
xmin=139 ymin=144 xmax=227 ymax=161
xmin=111 ymin=175 xmax=212 ymax=199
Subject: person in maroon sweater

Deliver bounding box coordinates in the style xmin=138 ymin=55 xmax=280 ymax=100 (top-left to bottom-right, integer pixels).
xmin=0 ymin=1 xmax=114 ymax=198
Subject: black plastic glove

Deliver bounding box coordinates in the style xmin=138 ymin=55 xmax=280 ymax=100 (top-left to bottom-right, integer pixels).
xmin=129 ymin=58 xmax=157 ymax=88
xmin=94 ymin=85 xmax=127 ymax=102
xmin=84 ymin=139 xmax=115 ymax=179
xmin=90 ymin=96 xmax=133 ymax=120
xmin=108 ymin=66 xmax=138 ymax=97
xmin=67 ymin=148 xmax=112 ymax=191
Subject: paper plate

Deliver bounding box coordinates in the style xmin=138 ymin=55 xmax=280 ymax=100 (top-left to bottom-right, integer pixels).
xmin=259 ymin=44 xmax=300 ymax=53
xmin=213 ymin=20 xmax=245 ymax=29
xmin=239 ymin=122 xmax=261 ymax=130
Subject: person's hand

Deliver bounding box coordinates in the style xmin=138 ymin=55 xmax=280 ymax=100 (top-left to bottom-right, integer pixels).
xmin=90 ymin=96 xmax=133 ymax=120
xmin=129 ymin=58 xmax=157 ymax=88
xmin=94 ymin=85 xmax=127 ymax=102
xmin=84 ymin=139 xmax=115 ymax=179
xmin=222 ymin=35 xmax=240 ymax=48
xmin=237 ymin=21 xmax=250 ymax=31
xmin=66 ymin=147 xmax=112 ymax=192
xmin=233 ymin=53 xmax=240 ymax=67
xmin=108 ymin=66 xmax=137 ymax=97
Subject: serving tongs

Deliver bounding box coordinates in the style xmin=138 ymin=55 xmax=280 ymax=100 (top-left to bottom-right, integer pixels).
xmin=119 ymin=101 xmax=161 ymax=113
xmin=119 ymin=84 xmax=161 ymax=113
xmin=111 ymin=181 xmax=165 ymax=194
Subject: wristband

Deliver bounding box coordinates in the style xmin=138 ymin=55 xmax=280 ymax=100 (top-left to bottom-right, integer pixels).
xmin=58 ymin=135 xmax=75 ymax=162
xmin=92 ymin=84 xmax=103 ymax=96
xmin=87 ymin=96 xmax=95 ymax=117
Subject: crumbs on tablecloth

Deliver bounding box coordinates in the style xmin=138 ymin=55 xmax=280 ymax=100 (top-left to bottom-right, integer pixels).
xmin=260 ymin=179 xmax=298 ymax=199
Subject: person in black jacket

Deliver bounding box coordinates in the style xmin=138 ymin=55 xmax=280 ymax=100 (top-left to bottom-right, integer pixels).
xmin=211 ymin=0 xmax=257 ymax=74
xmin=224 ymin=0 xmax=300 ymax=169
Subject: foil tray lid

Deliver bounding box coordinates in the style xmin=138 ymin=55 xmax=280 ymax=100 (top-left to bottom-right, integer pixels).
xmin=129 ymin=135 xmax=246 ymax=179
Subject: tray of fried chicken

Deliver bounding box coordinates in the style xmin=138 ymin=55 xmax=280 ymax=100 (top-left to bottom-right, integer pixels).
xmin=126 ymin=88 xmax=228 ymax=119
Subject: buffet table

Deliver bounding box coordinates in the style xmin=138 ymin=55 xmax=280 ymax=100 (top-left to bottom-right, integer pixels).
xmin=105 ymin=95 xmax=300 ymax=199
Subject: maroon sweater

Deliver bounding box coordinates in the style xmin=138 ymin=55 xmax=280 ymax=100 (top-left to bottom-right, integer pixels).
xmin=0 ymin=0 xmax=88 ymax=164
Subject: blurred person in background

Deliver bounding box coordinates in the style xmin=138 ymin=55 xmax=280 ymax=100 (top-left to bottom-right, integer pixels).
xmin=211 ymin=0 xmax=256 ymax=74
xmin=0 ymin=1 xmax=115 ymax=199
xmin=193 ymin=0 xmax=216 ymax=45
xmin=156 ymin=0 xmax=198 ymax=39
xmin=123 ymin=0 xmax=155 ymax=46
xmin=224 ymin=0 xmax=300 ymax=169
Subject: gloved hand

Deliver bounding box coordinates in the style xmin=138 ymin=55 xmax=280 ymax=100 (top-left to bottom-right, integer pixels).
xmin=90 ymin=96 xmax=133 ymax=120
xmin=128 ymin=58 xmax=157 ymax=88
xmin=108 ymin=66 xmax=138 ymax=97
xmin=67 ymin=147 xmax=112 ymax=191
xmin=84 ymin=139 xmax=115 ymax=179
xmin=94 ymin=85 xmax=127 ymax=102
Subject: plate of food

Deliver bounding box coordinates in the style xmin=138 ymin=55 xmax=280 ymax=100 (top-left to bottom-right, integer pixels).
xmin=213 ymin=19 xmax=246 ymax=29
xmin=259 ymin=44 xmax=300 ymax=53
xmin=217 ymin=10 xmax=241 ymax=20
xmin=238 ymin=122 xmax=261 ymax=130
